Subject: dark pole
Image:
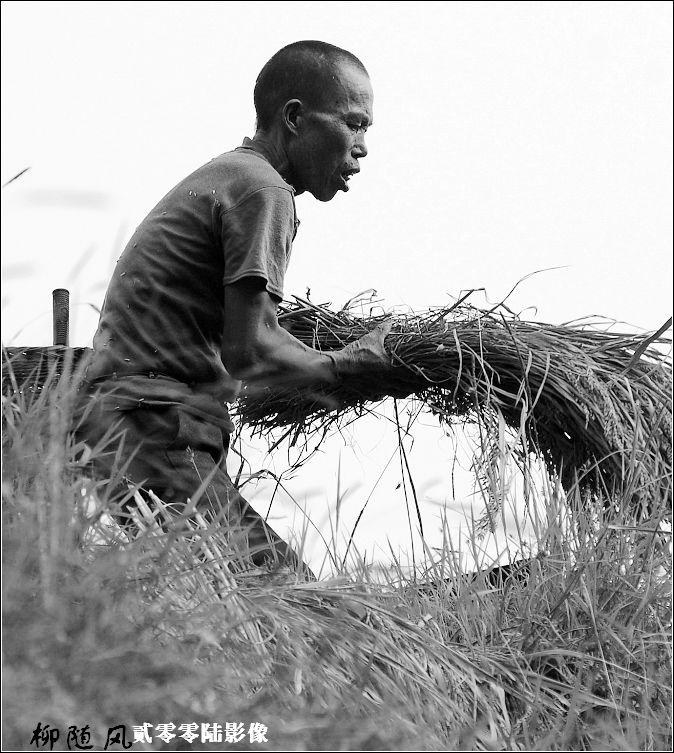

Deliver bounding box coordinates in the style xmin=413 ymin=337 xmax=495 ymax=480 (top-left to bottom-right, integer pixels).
xmin=52 ymin=288 xmax=70 ymax=346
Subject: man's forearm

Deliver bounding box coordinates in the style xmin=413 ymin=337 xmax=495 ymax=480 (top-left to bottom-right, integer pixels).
xmin=221 ymin=279 xmax=392 ymax=395
xmin=223 ymin=321 xmax=339 ymax=392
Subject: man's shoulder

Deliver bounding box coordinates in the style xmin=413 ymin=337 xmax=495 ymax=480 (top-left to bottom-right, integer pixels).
xmin=185 ymin=147 xmax=293 ymax=204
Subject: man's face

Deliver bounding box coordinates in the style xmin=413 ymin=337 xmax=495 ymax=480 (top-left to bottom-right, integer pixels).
xmin=289 ymin=62 xmax=373 ymax=202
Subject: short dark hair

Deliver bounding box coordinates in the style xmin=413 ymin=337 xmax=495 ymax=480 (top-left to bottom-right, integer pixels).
xmin=254 ymin=41 xmax=368 ymax=131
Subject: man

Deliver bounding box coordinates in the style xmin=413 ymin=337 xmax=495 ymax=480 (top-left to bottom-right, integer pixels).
xmin=76 ymin=41 xmax=393 ymax=576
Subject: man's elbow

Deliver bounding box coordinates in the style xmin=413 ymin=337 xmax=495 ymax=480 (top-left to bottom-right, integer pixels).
xmin=221 ymin=343 xmax=266 ymax=381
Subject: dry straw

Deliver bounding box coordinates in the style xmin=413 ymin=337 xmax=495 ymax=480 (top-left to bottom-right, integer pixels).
xmin=238 ymin=293 xmax=672 ymax=512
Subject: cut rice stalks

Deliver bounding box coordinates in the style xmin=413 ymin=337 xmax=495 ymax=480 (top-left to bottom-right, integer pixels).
xmin=237 ymin=294 xmax=672 ymax=512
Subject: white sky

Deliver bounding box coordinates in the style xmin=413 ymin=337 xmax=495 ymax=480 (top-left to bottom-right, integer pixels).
xmin=2 ymin=1 xmax=672 ymax=576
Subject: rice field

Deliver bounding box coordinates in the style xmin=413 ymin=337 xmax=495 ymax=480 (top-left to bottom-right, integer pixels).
xmin=2 ymin=307 xmax=672 ymax=751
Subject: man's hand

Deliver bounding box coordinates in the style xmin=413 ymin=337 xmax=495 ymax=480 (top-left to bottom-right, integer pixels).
xmin=329 ymin=321 xmax=393 ymax=377
xmin=329 ymin=321 xmax=415 ymax=399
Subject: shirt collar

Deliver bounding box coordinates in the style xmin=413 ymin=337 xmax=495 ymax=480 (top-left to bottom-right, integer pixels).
xmin=237 ymin=137 xmax=295 ymax=192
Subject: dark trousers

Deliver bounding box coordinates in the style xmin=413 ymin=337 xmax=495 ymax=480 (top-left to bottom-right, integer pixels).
xmin=74 ymin=379 xmax=311 ymax=576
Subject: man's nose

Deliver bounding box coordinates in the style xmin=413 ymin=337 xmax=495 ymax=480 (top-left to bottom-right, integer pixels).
xmin=352 ymin=134 xmax=368 ymax=159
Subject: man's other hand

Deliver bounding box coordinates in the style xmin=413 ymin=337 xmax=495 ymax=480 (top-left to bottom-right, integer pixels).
xmin=330 ymin=321 xmax=393 ymax=377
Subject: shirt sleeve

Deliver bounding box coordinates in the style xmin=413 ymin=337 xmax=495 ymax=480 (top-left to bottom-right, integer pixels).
xmin=219 ymin=186 xmax=295 ymax=299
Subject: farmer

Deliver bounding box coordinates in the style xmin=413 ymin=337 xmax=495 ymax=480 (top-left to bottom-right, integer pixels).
xmin=75 ymin=41 xmax=395 ymax=577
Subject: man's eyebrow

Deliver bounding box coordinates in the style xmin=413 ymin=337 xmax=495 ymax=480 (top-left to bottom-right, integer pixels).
xmin=346 ymin=110 xmax=372 ymax=126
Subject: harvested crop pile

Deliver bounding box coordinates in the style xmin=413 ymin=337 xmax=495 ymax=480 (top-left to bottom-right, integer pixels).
xmin=238 ymin=294 xmax=672 ymax=510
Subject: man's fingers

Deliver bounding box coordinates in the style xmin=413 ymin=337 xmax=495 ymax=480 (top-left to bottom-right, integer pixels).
xmin=379 ymin=319 xmax=393 ymax=337
xmin=371 ymin=319 xmax=393 ymax=341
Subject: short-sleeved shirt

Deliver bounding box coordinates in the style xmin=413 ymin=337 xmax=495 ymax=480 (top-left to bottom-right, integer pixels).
xmin=85 ymin=139 xmax=298 ymax=402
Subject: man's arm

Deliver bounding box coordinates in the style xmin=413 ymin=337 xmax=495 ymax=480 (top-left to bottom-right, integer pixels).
xmin=221 ymin=276 xmax=397 ymax=397
xmin=222 ymin=276 xmax=338 ymax=392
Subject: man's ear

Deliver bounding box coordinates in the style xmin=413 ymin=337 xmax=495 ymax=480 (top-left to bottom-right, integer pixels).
xmin=282 ymin=99 xmax=302 ymax=135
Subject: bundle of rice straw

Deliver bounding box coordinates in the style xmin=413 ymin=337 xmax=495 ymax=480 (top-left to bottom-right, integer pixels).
xmin=238 ymin=292 xmax=672 ymax=511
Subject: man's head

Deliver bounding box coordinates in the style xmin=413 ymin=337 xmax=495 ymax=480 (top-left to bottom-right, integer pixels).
xmin=254 ymin=41 xmax=373 ymax=202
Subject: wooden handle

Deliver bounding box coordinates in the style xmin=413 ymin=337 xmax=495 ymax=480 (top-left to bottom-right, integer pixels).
xmin=52 ymin=288 xmax=70 ymax=346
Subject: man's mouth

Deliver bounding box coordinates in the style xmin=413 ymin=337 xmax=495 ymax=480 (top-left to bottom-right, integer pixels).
xmin=339 ymin=167 xmax=359 ymax=191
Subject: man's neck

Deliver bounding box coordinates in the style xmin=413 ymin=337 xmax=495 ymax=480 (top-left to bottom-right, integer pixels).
xmin=246 ymin=132 xmax=299 ymax=192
